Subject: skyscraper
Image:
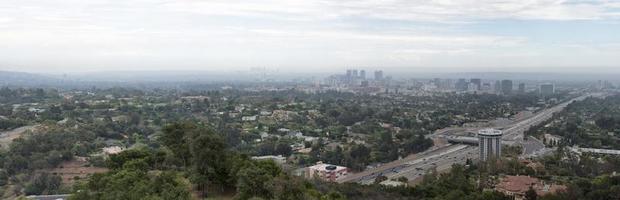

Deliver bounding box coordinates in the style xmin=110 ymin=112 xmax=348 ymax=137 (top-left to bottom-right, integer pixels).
xmin=518 ymin=83 xmax=525 ymax=93
xmin=494 ymin=80 xmax=502 ymax=94
xmin=352 ymin=69 xmax=358 ymax=78
xmin=360 ymin=70 xmax=366 ymax=79
xmin=540 ymin=83 xmax=554 ymax=96
xmin=501 ymin=80 xmax=513 ymax=95
xmin=482 ymin=83 xmax=491 ymax=91
xmin=478 ymin=128 xmax=502 ymax=161
xmin=470 ymin=78 xmax=481 ymax=90
xmin=374 ymin=70 xmax=384 ymax=81
xmin=456 ymin=79 xmax=468 ymax=91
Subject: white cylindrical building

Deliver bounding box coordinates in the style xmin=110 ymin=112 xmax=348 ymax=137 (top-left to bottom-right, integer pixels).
xmin=478 ymin=128 xmax=503 ymax=161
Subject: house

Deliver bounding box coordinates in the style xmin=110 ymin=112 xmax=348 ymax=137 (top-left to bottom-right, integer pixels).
xmin=287 ymin=131 xmax=303 ymax=138
xmin=28 ymin=107 xmax=45 ymax=113
xmin=495 ymin=176 xmax=566 ymax=200
xmin=251 ymin=155 xmax=286 ymax=165
xmin=286 ymin=131 xmax=318 ymax=142
xmin=102 ymin=146 xmax=124 ymax=155
xmin=296 ymin=148 xmax=313 ymax=154
xmin=229 ymin=112 xmax=240 ymax=118
xmin=543 ymin=134 xmax=563 ymax=145
xmin=111 ymin=115 xmax=128 ymax=123
xmin=380 ymin=180 xmax=407 ymax=187
xmin=272 ymin=110 xmax=297 ymax=121
xmin=242 ymin=115 xmax=257 ymax=121
xmin=526 ymin=162 xmax=545 ymax=173
xmin=27 ymin=194 xmax=71 ymax=200
xmin=305 ymin=162 xmax=348 ymax=182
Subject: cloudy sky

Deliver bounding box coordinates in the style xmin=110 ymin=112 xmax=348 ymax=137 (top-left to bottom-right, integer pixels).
xmin=1 ymin=0 xmax=619 ymax=73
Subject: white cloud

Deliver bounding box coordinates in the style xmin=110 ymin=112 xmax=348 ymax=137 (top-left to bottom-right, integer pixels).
xmin=152 ymin=0 xmax=620 ymax=22
xmin=0 ymin=0 xmax=618 ymax=72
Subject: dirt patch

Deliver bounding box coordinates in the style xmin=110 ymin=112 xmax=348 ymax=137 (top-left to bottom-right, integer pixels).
xmin=39 ymin=158 xmax=108 ymax=185
xmin=0 ymin=125 xmax=38 ymax=149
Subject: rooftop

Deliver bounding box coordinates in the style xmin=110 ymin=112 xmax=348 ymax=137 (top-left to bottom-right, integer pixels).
xmin=496 ymin=175 xmax=566 ymax=197
xmin=478 ymin=128 xmax=503 ymax=136
xmin=308 ymin=163 xmax=347 ymax=172
xmin=27 ymin=194 xmax=71 ymax=200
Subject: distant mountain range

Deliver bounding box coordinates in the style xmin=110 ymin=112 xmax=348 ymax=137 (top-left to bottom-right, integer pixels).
xmin=0 ymin=71 xmax=61 ymax=86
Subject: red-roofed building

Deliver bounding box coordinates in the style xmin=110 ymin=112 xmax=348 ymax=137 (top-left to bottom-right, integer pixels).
xmin=305 ymin=162 xmax=348 ymax=182
xmin=495 ymin=176 xmax=566 ymax=200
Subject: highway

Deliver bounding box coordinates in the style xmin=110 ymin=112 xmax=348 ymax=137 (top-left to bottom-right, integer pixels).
xmin=500 ymin=93 xmax=592 ymax=156
xmin=365 ymin=145 xmax=478 ymax=185
xmin=502 ymin=93 xmax=595 ymax=141
xmin=339 ymin=93 xmax=595 ymax=185
xmin=337 ymin=144 xmax=477 ymax=184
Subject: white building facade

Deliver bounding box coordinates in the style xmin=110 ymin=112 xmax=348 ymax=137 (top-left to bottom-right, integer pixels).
xmin=478 ymin=128 xmax=503 ymax=161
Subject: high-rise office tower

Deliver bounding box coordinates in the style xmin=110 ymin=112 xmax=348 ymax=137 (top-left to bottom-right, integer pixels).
xmin=374 ymin=70 xmax=384 ymax=81
xmin=456 ymin=79 xmax=468 ymax=91
xmin=470 ymin=78 xmax=481 ymax=90
xmin=482 ymin=83 xmax=492 ymax=91
xmin=478 ymin=129 xmax=503 ymax=161
xmin=361 ymin=80 xmax=369 ymax=87
xmin=494 ymin=80 xmax=502 ymax=94
xmin=518 ymin=83 xmax=525 ymax=93
xmin=501 ymin=80 xmax=513 ymax=95
xmin=360 ymin=70 xmax=366 ymax=79
xmin=540 ymin=83 xmax=554 ymax=96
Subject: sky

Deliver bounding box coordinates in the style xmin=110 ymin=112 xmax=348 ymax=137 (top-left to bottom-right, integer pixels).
xmin=0 ymin=0 xmax=619 ymax=74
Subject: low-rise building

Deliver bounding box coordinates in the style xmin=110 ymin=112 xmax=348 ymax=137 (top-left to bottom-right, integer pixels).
xmin=380 ymin=180 xmax=407 ymax=187
xmin=27 ymin=194 xmax=71 ymax=200
xmin=242 ymin=115 xmax=257 ymax=121
xmin=543 ymin=134 xmax=563 ymax=145
xmin=102 ymin=146 xmax=124 ymax=155
xmin=251 ymin=155 xmax=286 ymax=165
xmin=305 ymin=162 xmax=348 ymax=182
xmin=296 ymin=147 xmax=313 ymax=154
xmin=272 ymin=110 xmax=297 ymax=121
xmin=495 ymin=175 xmax=566 ymax=200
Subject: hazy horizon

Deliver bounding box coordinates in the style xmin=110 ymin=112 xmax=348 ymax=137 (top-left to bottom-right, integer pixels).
xmin=4 ymin=68 xmax=620 ymax=84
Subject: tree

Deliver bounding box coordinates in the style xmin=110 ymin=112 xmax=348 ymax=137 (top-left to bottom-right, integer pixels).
xmin=396 ymin=176 xmax=408 ymax=183
xmin=106 ymin=148 xmax=153 ymax=170
xmin=24 ymin=173 xmax=62 ymax=195
xmin=0 ymin=170 xmax=8 ymax=186
xmin=525 ymin=186 xmax=538 ymax=200
xmin=372 ymin=130 xmax=398 ymax=162
xmin=189 ymin=127 xmax=229 ymax=196
xmin=71 ymin=164 xmax=191 ymax=200
xmin=236 ymin=164 xmax=274 ymax=200
xmin=160 ymin=122 xmax=194 ymax=166
xmin=402 ymin=133 xmax=433 ymax=155
xmin=374 ymin=175 xmax=388 ymax=184
xmin=275 ymin=142 xmax=293 ymax=157
xmin=270 ymin=175 xmax=306 ymax=200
